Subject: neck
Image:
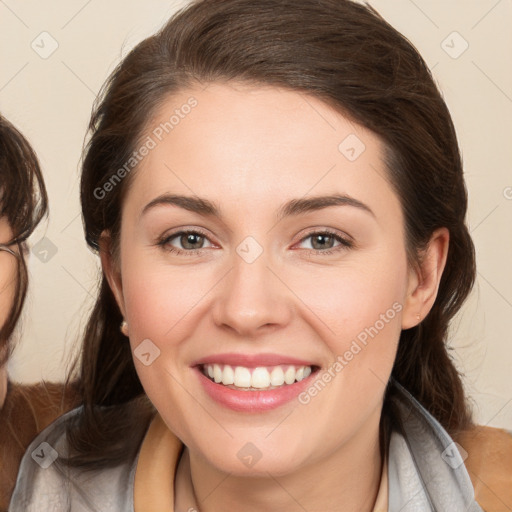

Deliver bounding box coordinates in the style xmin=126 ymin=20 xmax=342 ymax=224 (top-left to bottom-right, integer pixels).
xmin=176 ymin=411 xmax=384 ymax=512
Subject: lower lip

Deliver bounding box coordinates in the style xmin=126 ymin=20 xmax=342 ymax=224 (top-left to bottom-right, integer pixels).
xmin=195 ymin=368 xmax=315 ymax=412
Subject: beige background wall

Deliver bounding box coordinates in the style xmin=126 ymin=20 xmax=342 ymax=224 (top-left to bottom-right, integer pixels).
xmin=1 ymin=0 xmax=511 ymax=428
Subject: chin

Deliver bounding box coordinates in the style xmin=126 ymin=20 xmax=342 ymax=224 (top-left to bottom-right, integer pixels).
xmin=187 ymin=426 xmax=316 ymax=477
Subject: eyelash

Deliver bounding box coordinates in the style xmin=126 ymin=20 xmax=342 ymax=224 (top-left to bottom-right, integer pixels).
xmin=156 ymin=228 xmax=354 ymax=257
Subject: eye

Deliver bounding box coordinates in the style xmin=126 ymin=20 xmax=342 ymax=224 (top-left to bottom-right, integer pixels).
xmin=295 ymin=229 xmax=353 ymax=255
xmin=157 ymin=227 xmax=353 ymax=257
xmin=158 ymin=229 xmax=214 ymax=255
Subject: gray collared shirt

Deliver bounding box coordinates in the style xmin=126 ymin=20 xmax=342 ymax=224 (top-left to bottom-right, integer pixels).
xmin=9 ymin=381 xmax=484 ymax=511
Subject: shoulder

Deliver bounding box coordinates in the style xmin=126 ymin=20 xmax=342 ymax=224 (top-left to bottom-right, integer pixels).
xmin=386 ymin=380 xmax=484 ymax=510
xmin=0 ymin=381 xmax=80 ymax=510
xmin=388 ymin=380 xmax=512 ymax=511
xmin=1 ymin=381 xmax=80 ymax=440
xmin=8 ymin=406 xmax=80 ymax=511
xmin=8 ymin=405 xmax=141 ymax=512
xmin=454 ymin=425 xmax=512 ymax=511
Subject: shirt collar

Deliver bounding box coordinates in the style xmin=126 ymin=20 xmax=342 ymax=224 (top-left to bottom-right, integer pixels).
xmin=133 ymin=379 xmax=482 ymax=512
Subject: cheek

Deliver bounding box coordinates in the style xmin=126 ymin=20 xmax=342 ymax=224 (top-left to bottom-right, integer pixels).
xmin=121 ymin=238 xmax=408 ymax=352
xmin=288 ymin=249 xmax=406 ymax=409
xmin=288 ymin=249 xmax=407 ymax=346
xmin=121 ymin=258 xmax=206 ymax=342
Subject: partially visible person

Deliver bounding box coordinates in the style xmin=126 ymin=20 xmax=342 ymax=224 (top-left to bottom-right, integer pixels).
xmin=0 ymin=114 xmax=79 ymax=511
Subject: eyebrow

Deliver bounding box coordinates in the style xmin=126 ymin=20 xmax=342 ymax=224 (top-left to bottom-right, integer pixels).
xmin=141 ymin=193 xmax=375 ymax=221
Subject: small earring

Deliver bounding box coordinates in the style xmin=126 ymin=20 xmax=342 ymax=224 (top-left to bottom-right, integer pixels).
xmin=416 ymin=313 xmax=421 ymax=321
xmin=120 ymin=320 xmax=129 ymax=337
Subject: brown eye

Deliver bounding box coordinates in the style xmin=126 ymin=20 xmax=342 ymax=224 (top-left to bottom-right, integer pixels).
xmin=158 ymin=229 xmax=214 ymax=255
xmin=180 ymin=232 xmax=205 ymax=250
xmin=310 ymin=233 xmax=336 ymax=250
xmin=297 ymin=230 xmax=353 ymax=255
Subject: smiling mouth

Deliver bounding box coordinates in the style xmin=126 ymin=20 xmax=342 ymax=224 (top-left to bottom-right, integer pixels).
xmin=201 ymin=363 xmax=318 ymax=391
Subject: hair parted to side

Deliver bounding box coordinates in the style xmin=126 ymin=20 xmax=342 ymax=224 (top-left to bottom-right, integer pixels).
xmin=0 ymin=114 xmax=48 ymax=363
xmin=72 ymin=0 xmax=476 ymax=467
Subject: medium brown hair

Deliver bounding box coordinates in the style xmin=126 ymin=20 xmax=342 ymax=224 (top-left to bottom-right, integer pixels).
xmin=0 ymin=114 xmax=48 ymax=363
xmin=72 ymin=0 xmax=476 ymax=466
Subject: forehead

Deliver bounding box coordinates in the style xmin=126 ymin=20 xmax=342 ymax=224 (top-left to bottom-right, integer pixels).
xmin=124 ymin=82 xmax=400 ymax=222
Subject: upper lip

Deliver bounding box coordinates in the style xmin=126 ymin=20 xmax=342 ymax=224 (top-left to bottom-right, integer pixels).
xmin=192 ymin=353 xmax=317 ymax=368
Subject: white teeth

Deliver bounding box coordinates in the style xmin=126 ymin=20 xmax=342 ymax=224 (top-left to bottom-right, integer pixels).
xmin=203 ymin=363 xmax=313 ymax=390
xmin=284 ymin=366 xmax=296 ymax=385
xmin=213 ymin=364 xmax=223 ymax=383
xmin=234 ymin=366 xmax=252 ymax=388
xmin=270 ymin=367 xmax=285 ymax=386
xmin=251 ymin=367 xmax=270 ymax=389
xmin=222 ymin=365 xmax=234 ymax=385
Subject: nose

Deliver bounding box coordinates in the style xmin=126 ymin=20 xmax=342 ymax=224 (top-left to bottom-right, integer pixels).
xmin=211 ymin=247 xmax=293 ymax=338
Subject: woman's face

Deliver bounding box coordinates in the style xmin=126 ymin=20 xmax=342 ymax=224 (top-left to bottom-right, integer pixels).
xmin=107 ymin=82 xmax=427 ymax=476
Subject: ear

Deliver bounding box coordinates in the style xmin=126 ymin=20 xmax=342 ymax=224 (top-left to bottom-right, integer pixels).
xmin=401 ymin=227 xmax=450 ymax=329
xmin=99 ymin=231 xmax=126 ymax=318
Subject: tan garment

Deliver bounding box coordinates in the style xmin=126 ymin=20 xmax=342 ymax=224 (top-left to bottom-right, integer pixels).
xmin=0 ymin=381 xmax=79 ymax=512
xmin=10 ymin=379 xmax=493 ymax=511
xmin=134 ymin=413 xmax=181 ymax=511
xmin=134 ymin=413 xmax=389 ymax=511
xmin=372 ymin=455 xmax=388 ymax=511
xmin=454 ymin=425 xmax=512 ymax=512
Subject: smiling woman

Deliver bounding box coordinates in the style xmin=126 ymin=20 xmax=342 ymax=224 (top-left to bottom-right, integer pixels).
xmin=8 ymin=0 xmax=512 ymax=511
